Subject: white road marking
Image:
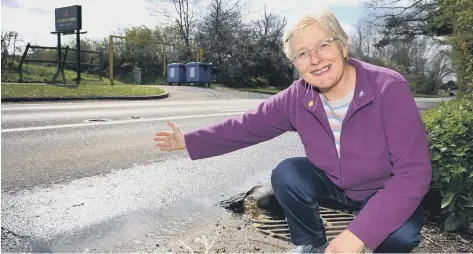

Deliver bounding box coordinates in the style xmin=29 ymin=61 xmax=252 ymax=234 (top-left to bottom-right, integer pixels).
xmin=1 ymin=99 xmax=263 ymax=111
xmin=219 ymin=109 xmax=248 ymax=112
xmin=1 ymin=111 xmax=245 ymax=133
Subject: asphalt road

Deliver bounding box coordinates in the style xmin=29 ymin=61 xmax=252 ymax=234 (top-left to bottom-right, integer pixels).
xmin=1 ymin=86 xmax=450 ymax=252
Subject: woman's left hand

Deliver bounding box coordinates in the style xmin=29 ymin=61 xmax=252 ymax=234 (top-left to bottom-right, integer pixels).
xmin=325 ymin=229 xmax=365 ymax=253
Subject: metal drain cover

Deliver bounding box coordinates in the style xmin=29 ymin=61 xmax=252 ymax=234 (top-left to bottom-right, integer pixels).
xmin=250 ymin=207 xmax=356 ymax=242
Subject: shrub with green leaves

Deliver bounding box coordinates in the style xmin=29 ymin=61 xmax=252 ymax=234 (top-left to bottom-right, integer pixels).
xmin=421 ymin=96 xmax=473 ymax=231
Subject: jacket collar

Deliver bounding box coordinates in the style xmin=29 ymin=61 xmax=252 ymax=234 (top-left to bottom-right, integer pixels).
xmin=301 ymin=58 xmax=375 ymax=119
xmin=346 ymin=58 xmax=375 ymax=111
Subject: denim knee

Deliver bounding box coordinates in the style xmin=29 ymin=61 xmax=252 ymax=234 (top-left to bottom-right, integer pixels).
xmin=271 ymin=158 xmax=317 ymax=203
xmin=375 ymin=208 xmax=423 ymax=253
xmin=271 ymin=157 xmax=307 ymax=192
xmin=378 ymin=230 xmax=421 ymax=253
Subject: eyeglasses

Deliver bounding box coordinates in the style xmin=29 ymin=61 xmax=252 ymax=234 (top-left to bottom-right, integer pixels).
xmin=291 ymin=37 xmax=340 ymax=62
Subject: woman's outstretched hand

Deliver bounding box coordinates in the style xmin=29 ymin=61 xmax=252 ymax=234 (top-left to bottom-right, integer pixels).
xmin=154 ymin=120 xmax=186 ymax=151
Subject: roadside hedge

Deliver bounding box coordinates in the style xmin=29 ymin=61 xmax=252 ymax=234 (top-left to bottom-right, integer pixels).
xmin=421 ymin=96 xmax=473 ymax=231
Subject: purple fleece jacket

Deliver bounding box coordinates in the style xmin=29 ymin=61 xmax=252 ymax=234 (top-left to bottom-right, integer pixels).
xmin=183 ymin=58 xmax=432 ymax=249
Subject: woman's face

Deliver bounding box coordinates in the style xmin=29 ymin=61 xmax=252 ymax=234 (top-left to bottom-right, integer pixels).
xmin=290 ymin=23 xmax=348 ymax=90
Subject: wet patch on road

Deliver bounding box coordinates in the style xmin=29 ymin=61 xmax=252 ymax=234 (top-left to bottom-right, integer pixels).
xmin=1 ymin=133 xmax=304 ymax=252
xmin=1 ymin=227 xmax=52 ymax=253
xmin=47 ymin=196 xmax=231 ymax=253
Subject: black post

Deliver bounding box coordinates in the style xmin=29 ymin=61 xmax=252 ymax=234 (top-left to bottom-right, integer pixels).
xmin=99 ymin=50 xmax=103 ymax=81
xmin=57 ymin=33 xmax=62 ymax=66
xmin=76 ymin=29 xmax=81 ymax=84
xmin=18 ymin=43 xmax=31 ymax=82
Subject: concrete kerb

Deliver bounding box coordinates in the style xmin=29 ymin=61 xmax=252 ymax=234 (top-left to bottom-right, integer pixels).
xmin=1 ymin=91 xmax=170 ymax=102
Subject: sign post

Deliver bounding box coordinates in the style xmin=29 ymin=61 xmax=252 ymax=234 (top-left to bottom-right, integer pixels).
xmin=54 ymin=5 xmax=84 ymax=85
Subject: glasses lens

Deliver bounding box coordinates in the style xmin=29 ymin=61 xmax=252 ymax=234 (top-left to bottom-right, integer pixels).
xmin=300 ymin=51 xmax=310 ymax=59
xmin=294 ymin=38 xmax=336 ymax=62
xmin=317 ymin=41 xmax=332 ymax=54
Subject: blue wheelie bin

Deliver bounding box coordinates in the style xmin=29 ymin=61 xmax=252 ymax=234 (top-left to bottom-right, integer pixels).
xmin=185 ymin=62 xmax=212 ymax=87
xmin=167 ymin=63 xmax=186 ymax=85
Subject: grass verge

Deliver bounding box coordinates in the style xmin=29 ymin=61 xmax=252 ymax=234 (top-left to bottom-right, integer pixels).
xmin=1 ymin=83 xmax=166 ymax=98
xmin=1 ymin=64 xmax=166 ymax=99
xmin=210 ymin=84 xmax=284 ymax=95
xmin=1 ymin=64 xmax=117 ymax=85
xmin=236 ymin=87 xmax=283 ymax=94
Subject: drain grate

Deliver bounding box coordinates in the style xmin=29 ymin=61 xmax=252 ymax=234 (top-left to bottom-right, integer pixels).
xmin=250 ymin=207 xmax=356 ymax=242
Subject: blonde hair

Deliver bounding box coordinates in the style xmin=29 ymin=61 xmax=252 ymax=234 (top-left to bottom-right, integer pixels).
xmin=283 ymin=8 xmax=349 ymax=60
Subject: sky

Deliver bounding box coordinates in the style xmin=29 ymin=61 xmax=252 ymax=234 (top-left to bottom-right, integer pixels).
xmin=1 ymin=0 xmax=367 ymax=49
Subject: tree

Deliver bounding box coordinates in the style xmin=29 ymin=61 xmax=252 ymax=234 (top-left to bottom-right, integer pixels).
xmin=365 ymin=0 xmax=473 ymax=95
xmin=193 ymin=1 xmax=292 ymax=87
xmin=349 ymin=15 xmax=385 ymax=62
xmin=1 ymin=30 xmax=22 ymax=69
xmin=349 ymin=14 xmax=456 ymax=95
xmin=437 ymin=0 xmax=473 ymax=95
xmin=147 ymin=0 xmax=201 ymax=58
xmin=250 ymin=6 xmax=290 ymax=87
xmin=196 ymin=0 xmax=244 ymax=82
xmin=424 ymin=49 xmax=455 ymax=93
xmin=363 ymin=0 xmax=438 ymax=42
xmin=1 ymin=31 xmax=13 ymax=69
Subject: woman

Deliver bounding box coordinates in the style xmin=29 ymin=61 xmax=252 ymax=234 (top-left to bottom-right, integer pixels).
xmin=154 ymin=9 xmax=431 ymax=253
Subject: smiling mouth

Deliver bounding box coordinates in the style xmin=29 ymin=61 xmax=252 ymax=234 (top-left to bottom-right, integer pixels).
xmin=311 ymin=65 xmax=332 ymax=75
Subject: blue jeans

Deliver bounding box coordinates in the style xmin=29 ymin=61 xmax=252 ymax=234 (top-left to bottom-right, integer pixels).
xmin=271 ymin=157 xmax=423 ymax=253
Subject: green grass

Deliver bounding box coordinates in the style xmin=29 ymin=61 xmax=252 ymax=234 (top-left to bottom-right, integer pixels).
xmin=1 ymin=64 xmax=166 ymax=98
xmin=1 ymin=83 xmax=166 ymax=98
xmin=236 ymin=87 xmax=282 ymax=94
xmin=1 ymin=64 xmax=118 ymax=85
xmin=210 ymin=84 xmax=284 ymax=95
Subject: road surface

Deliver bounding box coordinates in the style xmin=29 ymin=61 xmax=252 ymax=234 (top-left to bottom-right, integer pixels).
xmin=1 ymin=86 xmax=449 ymax=252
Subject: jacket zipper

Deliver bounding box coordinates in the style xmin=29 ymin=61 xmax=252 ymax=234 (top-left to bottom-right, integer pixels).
xmin=326 ymin=120 xmax=343 ymax=188
xmin=338 ymin=128 xmax=343 ymax=189
xmin=338 ymin=100 xmax=371 ymax=189
xmin=325 ymin=113 xmax=344 ymax=189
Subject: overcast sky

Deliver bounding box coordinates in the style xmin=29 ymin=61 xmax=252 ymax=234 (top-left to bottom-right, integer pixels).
xmin=1 ymin=0 xmax=366 ymax=48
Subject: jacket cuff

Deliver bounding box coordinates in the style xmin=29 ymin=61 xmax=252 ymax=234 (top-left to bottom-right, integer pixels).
xmin=184 ymin=131 xmax=202 ymax=160
xmin=346 ymin=215 xmax=383 ymax=250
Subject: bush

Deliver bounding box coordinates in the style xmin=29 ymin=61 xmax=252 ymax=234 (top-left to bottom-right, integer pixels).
xmin=421 ymin=96 xmax=473 ymax=231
